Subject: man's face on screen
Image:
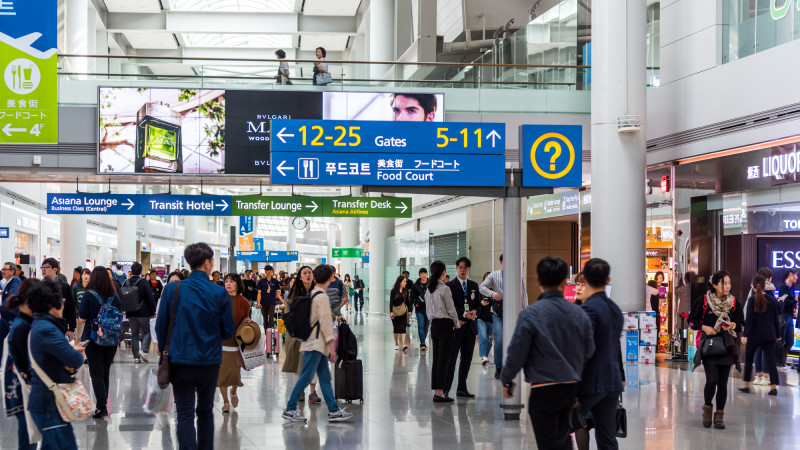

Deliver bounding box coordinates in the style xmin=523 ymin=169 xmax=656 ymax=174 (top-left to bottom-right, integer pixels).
xmin=392 ymin=95 xmax=433 ymax=122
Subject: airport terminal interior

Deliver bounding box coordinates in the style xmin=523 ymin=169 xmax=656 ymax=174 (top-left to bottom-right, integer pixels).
xmin=3 ymin=0 xmax=800 ymax=448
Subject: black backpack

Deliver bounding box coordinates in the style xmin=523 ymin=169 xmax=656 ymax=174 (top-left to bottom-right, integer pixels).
xmin=119 ymin=278 xmax=143 ymax=313
xmin=337 ymin=321 xmax=358 ymax=361
xmin=284 ymin=291 xmax=323 ymax=341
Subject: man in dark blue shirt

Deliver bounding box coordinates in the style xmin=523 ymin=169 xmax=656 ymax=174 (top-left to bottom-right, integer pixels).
xmin=257 ymin=265 xmax=283 ymax=329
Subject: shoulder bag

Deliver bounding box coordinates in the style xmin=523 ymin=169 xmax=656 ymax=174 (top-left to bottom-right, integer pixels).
xmin=616 ymin=394 xmax=627 ymax=438
xmin=315 ymin=71 xmax=333 ymax=85
xmin=27 ymin=339 xmax=94 ymax=422
xmin=157 ymin=281 xmax=182 ymax=389
xmin=700 ymin=296 xmax=729 ymax=357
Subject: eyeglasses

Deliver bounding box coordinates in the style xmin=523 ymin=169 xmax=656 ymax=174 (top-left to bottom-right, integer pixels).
xmin=0 ymin=268 xmax=10 ymax=272
xmin=40 ymin=266 xmax=52 ymax=270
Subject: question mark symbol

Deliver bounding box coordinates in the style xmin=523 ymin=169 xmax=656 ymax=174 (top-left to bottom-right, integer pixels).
xmin=544 ymin=141 xmax=562 ymax=172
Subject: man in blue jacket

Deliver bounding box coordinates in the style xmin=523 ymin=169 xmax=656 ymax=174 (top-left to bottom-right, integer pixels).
xmin=156 ymin=242 xmax=235 ymax=450
xmin=575 ymin=258 xmax=625 ymax=450
xmin=501 ymin=257 xmax=595 ymax=450
xmin=1 ymin=261 xmax=21 ymax=364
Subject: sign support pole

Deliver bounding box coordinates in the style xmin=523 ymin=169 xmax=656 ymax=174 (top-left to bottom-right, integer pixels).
xmin=501 ymin=170 xmax=525 ymax=421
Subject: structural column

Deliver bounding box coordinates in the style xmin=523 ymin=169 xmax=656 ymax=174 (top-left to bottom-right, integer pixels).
xmin=501 ymin=195 xmax=525 ymax=420
xmin=59 ymin=185 xmax=87 ymax=273
xmin=286 ymin=217 xmax=297 ymax=273
xmin=184 ymin=188 xmax=199 ymax=257
xmin=368 ymin=194 xmax=394 ymax=314
xmin=369 ymin=0 xmax=394 ymax=79
xmin=116 ymin=185 xmax=137 ymax=262
xmin=590 ymin=0 xmax=646 ymax=313
xmin=65 ymin=0 xmax=89 ymax=75
xmin=338 ymin=187 xmax=361 ymax=282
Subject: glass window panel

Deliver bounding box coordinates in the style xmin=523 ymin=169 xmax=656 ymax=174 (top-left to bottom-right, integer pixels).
xmin=723 ymin=0 xmax=757 ymax=63
xmin=756 ymin=0 xmax=793 ymax=52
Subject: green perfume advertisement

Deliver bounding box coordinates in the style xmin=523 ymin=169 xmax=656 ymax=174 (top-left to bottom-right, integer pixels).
xmin=0 ymin=0 xmax=58 ymax=144
xmin=99 ymin=88 xmax=225 ymax=174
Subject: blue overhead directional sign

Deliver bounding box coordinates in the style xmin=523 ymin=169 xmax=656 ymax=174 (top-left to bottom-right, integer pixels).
xmin=271 ymin=119 xmax=505 ymax=154
xmin=271 ymin=119 xmax=506 ymax=186
xmin=0 ymin=227 xmax=8 ymax=238
xmin=520 ymin=125 xmax=582 ymax=187
xmin=268 ymin=251 xmax=299 ymax=262
xmin=272 ymin=153 xmax=505 ymax=186
xmin=236 ymin=251 xmax=267 ymax=261
xmin=47 ymin=194 xmax=231 ymax=215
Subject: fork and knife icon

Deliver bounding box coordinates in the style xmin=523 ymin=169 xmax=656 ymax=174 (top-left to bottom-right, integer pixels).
xmin=10 ymin=64 xmax=33 ymax=90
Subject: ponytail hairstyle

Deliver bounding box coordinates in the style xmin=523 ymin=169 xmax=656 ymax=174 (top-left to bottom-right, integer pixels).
xmin=6 ymin=278 xmax=40 ymax=310
xmin=752 ymin=274 xmax=767 ymax=313
xmin=428 ymin=260 xmax=446 ymax=294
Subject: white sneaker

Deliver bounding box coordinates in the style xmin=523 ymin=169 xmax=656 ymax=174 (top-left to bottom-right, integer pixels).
xmin=139 ymin=351 xmax=149 ymax=363
xmin=328 ymin=408 xmax=354 ymax=422
xmin=282 ymin=409 xmax=307 ymax=422
xmin=481 ymin=356 xmax=489 ymax=366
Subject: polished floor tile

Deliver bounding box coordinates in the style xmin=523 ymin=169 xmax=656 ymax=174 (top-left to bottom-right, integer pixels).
xmin=4 ymin=312 xmax=800 ymax=449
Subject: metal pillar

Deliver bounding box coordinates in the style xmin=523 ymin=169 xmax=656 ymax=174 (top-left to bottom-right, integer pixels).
xmin=368 ymin=194 xmax=394 ymax=314
xmin=116 ymin=185 xmax=137 ymax=262
xmin=286 ymin=217 xmax=297 ymax=273
xmin=59 ymin=186 xmax=86 ymax=273
xmin=184 ymin=188 xmax=199 ymax=250
xmin=501 ymin=192 xmax=524 ymax=421
xmin=590 ymin=0 xmax=647 ymax=312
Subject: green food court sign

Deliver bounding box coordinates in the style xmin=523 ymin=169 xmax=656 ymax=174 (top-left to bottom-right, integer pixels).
xmin=332 ymin=248 xmax=363 ymax=258
xmin=0 ymin=0 xmax=58 ymax=143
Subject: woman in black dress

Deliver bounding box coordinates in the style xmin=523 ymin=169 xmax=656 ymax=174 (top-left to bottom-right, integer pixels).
xmin=689 ymin=270 xmax=744 ymax=430
xmin=389 ymin=276 xmax=410 ymax=351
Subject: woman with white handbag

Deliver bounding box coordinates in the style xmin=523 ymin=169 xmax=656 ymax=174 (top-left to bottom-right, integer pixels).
xmin=27 ymin=278 xmax=90 ymax=450
xmin=312 ymin=47 xmax=332 ymax=86
xmin=5 ymin=279 xmax=39 ymax=449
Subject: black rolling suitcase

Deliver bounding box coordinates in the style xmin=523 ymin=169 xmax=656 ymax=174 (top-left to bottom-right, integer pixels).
xmin=334 ymin=359 xmax=363 ymax=403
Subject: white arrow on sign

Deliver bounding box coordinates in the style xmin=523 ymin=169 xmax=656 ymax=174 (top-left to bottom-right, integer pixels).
xmin=2 ymin=123 xmax=26 ymax=136
xmin=276 ymin=127 xmax=295 ymax=144
xmin=486 ymin=129 xmax=502 ymax=147
xmin=122 ymin=198 xmax=135 ymax=211
xmin=395 ymin=202 xmax=408 ymax=214
xmin=307 ymin=200 xmax=319 ymax=213
xmin=275 ymin=160 xmax=294 ymax=177
xmin=216 ymin=199 xmax=229 ymax=211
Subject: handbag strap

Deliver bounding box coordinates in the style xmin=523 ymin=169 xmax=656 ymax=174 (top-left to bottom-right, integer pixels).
xmin=163 ymin=281 xmax=182 ymax=356
xmin=27 ymin=337 xmax=57 ymax=390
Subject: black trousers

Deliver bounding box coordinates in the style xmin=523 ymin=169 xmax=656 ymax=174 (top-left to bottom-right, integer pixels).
xmin=354 ymin=292 xmax=364 ymax=311
xmin=444 ymin=327 xmax=476 ymax=394
xmin=578 ymin=391 xmax=620 ymax=450
xmin=171 ymin=363 xmax=219 ymax=450
xmin=85 ymin=342 xmax=117 ymax=412
xmin=744 ymin=339 xmax=779 ymax=385
xmin=261 ymin=304 xmax=275 ymax=329
xmin=430 ymin=319 xmax=454 ymax=391
xmin=703 ymin=363 xmax=732 ymax=410
xmin=528 ymin=383 xmax=577 ymax=450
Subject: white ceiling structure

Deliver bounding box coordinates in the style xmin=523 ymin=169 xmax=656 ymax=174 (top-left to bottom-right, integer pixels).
xmin=95 ymin=0 xmax=360 ymax=61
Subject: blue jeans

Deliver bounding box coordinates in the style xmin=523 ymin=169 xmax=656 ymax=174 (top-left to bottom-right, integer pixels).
xmin=493 ymin=314 xmax=503 ymax=367
xmin=30 ymin=410 xmax=77 ymax=450
xmin=16 ymin=414 xmax=37 ymax=450
xmin=416 ymin=312 xmax=430 ymax=344
xmin=754 ymin=347 xmax=769 ymax=373
xmin=477 ymin=319 xmax=494 ymax=358
xmin=287 ymin=351 xmax=339 ymax=413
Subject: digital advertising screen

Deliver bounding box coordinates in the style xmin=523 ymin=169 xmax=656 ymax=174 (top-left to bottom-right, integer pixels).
xmin=97 ymin=88 xmax=444 ymax=175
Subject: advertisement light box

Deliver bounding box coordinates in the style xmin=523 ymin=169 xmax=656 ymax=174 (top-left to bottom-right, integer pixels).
xmin=97 ymin=88 xmax=444 ymax=176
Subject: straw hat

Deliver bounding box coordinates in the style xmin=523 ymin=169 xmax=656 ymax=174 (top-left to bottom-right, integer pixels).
xmin=235 ymin=321 xmax=262 ymax=350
